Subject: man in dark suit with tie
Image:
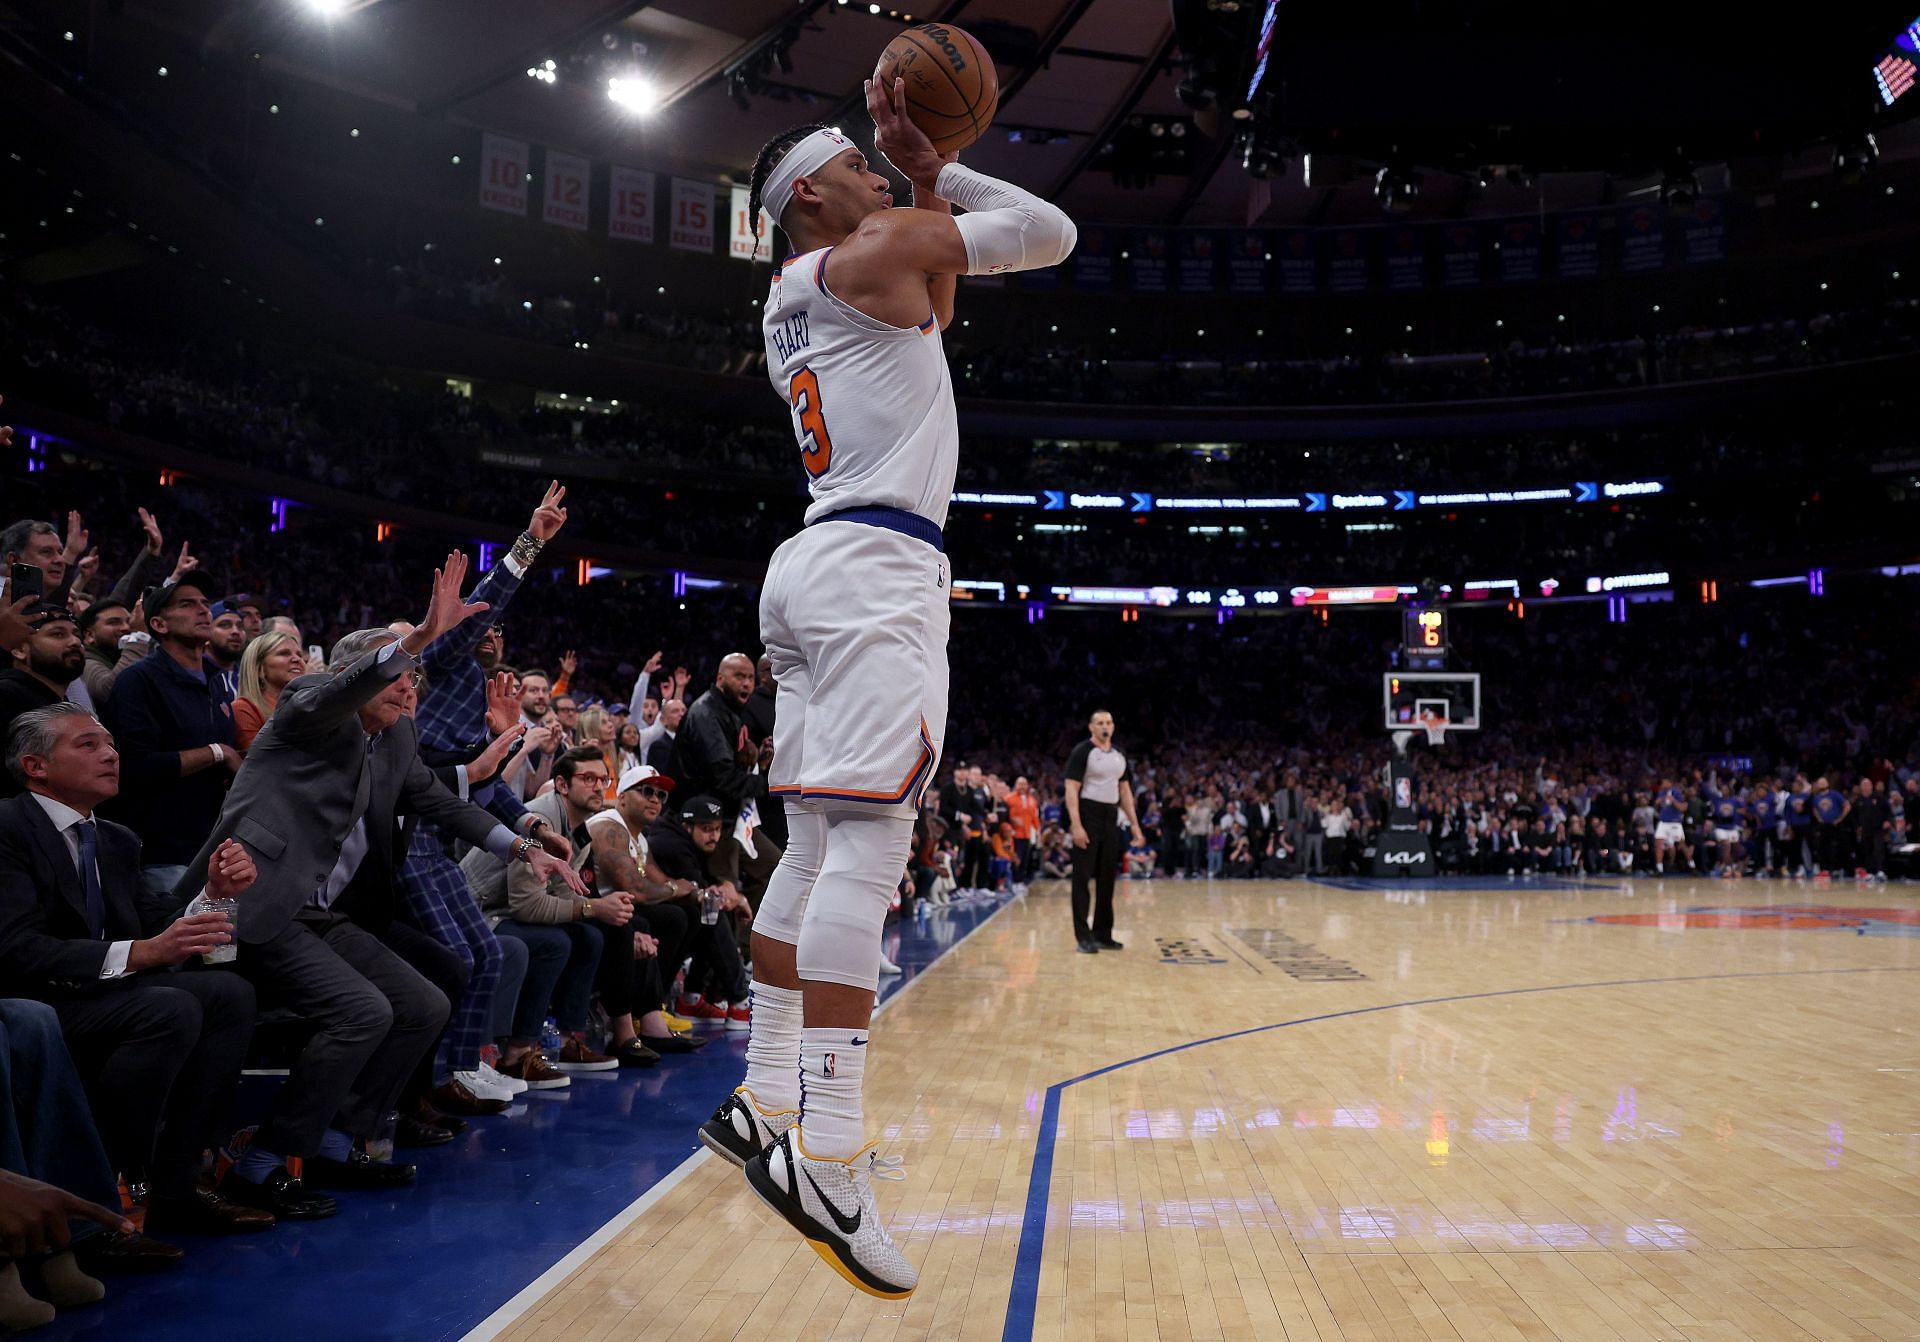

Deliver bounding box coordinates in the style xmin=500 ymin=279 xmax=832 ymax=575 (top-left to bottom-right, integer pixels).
xmin=176 ymin=554 xmax=586 ymax=1220
xmin=0 ymin=702 xmax=270 ymax=1246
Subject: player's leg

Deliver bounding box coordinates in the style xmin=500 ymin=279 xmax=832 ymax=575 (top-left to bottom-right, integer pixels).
xmin=703 ymin=543 xmax=815 ymax=1165
xmin=748 ymin=808 xmax=920 ymax=1298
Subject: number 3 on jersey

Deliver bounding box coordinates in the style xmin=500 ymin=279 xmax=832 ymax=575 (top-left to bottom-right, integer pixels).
xmin=788 ymin=366 xmax=833 ymax=478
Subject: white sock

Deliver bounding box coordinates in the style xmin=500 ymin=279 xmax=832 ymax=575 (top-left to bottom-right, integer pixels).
xmin=799 ymin=1026 xmax=869 ymax=1160
xmin=742 ymin=982 xmax=803 ymax=1112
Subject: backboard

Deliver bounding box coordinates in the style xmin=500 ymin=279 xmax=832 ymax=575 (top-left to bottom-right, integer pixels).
xmin=1382 ymin=672 xmax=1481 ymax=733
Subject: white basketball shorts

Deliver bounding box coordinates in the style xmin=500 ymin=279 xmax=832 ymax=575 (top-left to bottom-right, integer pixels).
xmin=1655 ymin=821 xmax=1686 ymax=844
xmin=760 ymin=516 xmax=951 ymax=819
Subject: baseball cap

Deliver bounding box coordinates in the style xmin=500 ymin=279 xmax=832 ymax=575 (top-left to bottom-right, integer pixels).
xmin=618 ymin=764 xmax=677 ymax=795
xmin=21 ymin=601 xmax=75 ymax=628
xmin=141 ymin=571 xmax=218 ymax=619
xmin=680 ymin=795 xmax=724 ymax=824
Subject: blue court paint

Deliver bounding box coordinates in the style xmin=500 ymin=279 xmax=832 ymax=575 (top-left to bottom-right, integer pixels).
xmin=39 ymin=890 xmax=1016 ymax=1342
xmin=997 ymin=963 xmax=1920 ymax=1342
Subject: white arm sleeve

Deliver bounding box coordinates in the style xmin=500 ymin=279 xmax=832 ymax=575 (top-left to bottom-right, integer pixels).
xmin=935 ymin=163 xmax=1077 ymax=275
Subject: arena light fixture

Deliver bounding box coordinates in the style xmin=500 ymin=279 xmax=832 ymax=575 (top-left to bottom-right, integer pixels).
xmin=305 ymin=0 xmax=351 ymax=17
xmin=607 ymin=75 xmax=659 ymax=114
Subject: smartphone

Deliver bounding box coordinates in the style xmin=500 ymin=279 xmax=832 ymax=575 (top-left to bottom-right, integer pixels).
xmin=8 ymin=563 xmax=43 ymax=602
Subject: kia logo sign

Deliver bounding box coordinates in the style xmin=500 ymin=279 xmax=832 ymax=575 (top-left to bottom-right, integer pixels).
xmin=1381 ymin=850 xmax=1423 ymax=865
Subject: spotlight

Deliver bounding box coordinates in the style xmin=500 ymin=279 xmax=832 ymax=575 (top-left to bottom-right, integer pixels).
xmin=305 ymin=0 xmax=349 ymax=16
xmin=608 ymin=75 xmax=659 ymax=114
xmin=1833 ymin=133 xmax=1879 ymax=185
xmin=1374 ymin=165 xmax=1421 ymax=214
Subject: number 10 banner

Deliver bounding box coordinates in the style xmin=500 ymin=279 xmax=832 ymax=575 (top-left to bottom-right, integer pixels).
xmin=670 ymin=178 xmax=715 ymax=254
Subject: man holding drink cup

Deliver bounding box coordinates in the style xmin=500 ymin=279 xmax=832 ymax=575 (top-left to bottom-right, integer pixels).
xmin=0 ymin=702 xmax=269 ymax=1243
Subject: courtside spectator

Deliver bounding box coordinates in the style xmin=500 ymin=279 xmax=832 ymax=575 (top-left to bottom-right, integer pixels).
xmin=101 ymin=573 xmax=235 ymax=893
xmin=668 ymin=654 xmax=781 ymax=901
xmin=180 ymin=555 xmax=585 ymax=1216
xmin=0 ymin=704 xmax=265 ymax=1240
xmin=0 ymin=606 xmax=84 ymax=788
xmin=232 ymin=631 xmax=306 ymax=752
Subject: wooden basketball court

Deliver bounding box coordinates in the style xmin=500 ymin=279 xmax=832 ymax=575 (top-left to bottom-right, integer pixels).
xmin=479 ymin=875 xmax=1920 ymax=1342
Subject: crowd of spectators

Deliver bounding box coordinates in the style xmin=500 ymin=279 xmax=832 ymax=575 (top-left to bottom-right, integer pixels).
xmin=0 ymin=466 xmax=842 ymax=1327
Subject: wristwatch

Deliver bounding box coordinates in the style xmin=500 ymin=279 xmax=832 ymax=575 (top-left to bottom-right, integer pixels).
xmin=512 ymin=836 xmax=539 ymax=862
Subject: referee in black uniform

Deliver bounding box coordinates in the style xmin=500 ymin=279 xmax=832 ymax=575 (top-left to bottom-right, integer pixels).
xmin=1064 ymin=709 xmax=1144 ymax=954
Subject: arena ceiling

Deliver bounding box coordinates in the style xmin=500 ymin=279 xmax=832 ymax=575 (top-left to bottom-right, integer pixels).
xmin=20 ymin=0 xmax=1920 ymax=226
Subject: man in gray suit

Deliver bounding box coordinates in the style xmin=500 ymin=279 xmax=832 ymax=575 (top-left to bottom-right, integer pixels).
xmin=178 ymin=553 xmax=586 ymax=1220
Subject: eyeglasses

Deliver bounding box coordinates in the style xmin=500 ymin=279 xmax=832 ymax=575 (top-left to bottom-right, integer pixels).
xmin=636 ymin=787 xmax=669 ymax=800
xmin=576 ymin=774 xmax=612 ymax=788
xmin=405 ymin=670 xmax=424 ymax=688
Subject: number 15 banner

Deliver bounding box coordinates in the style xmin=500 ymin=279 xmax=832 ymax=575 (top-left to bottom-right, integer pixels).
xmin=608 ymin=166 xmax=654 ymax=244
xmin=670 ymin=177 xmax=715 ymax=254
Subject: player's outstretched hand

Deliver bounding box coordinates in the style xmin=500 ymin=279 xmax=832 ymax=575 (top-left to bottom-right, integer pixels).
xmin=867 ymin=76 xmax=944 ymax=192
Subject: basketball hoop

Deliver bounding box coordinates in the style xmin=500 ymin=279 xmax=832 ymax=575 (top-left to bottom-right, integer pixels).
xmin=1416 ymin=710 xmax=1449 ymax=747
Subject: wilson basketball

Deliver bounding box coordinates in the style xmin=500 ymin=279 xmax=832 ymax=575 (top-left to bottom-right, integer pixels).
xmin=874 ymin=23 xmax=999 ymax=155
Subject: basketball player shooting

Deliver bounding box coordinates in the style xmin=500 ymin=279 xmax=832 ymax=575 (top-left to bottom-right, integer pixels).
xmin=696 ymin=73 xmax=1076 ymax=1298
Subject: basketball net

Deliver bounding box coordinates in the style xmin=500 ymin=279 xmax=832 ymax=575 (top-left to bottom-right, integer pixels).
xmin=1416 ymin=710 xmax=1449 ymax=748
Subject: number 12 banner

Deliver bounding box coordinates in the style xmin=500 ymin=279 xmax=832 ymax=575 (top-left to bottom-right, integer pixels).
xmin=670 ymin=178 xmax=715 ymax=254
xmin=542 ymin=150 xmax=590 ymax=232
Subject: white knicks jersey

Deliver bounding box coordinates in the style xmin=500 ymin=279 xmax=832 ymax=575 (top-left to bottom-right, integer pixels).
xmin=763 ymin=245 xmax=958 ymax=529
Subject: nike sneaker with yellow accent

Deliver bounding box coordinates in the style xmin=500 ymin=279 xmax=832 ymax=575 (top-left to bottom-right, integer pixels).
xmin=745 ymin=1126 xmax=916 ymax=1299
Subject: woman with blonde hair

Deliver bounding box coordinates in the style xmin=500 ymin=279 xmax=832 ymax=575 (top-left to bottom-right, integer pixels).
xmin=575 ymin=704 xmax=619 ymax=800
xmin=232 ymin=630 xmax=305 ymax=750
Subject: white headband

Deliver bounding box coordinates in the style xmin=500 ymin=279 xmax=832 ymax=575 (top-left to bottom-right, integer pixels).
xmin=762 ymin=127 xmax=854 ymax=232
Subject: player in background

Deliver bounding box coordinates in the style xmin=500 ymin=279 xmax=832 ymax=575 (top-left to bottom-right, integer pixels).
xmin=1809 ymin=776 xmax=1850 ymax=879
xmin=1653 ymin=778 xmax=1691 ymax=875
xmin=1748 ymin=781 xmax=1780 ymax=878
xmin=697 ymin=78 xmax=1075 ymax=1299
xmin=1702 ymin=773 xmax=1744 ymax=878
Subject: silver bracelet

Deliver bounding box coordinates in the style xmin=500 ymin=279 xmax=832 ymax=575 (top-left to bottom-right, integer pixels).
xmin=508 ymin=530 xmax=544 ymax=567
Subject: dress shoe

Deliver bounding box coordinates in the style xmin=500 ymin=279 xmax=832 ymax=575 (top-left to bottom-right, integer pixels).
xmin=411 ymin=1097 xmax=468 ymax=1134
xmin=428 ymin=1078 xmax=509 ymax=1117
xmin=143 ymin=1186 xmax=275 ymax=1235
xmin=1095 ymin=937 xmax=1124 ymax=950
xmin=616 ymin=1038 xmax=659 ymax=1068
xmin=395 ymin=1116 xmax=458 ymax=1148
xmin=220 ymin=1167 xmax=338 ymax=1221
xmin=1077 ymin=937 xmax=1100 ymax=954
xmin=639 ymin=1030 xmax=708 ymax=1054
xmin=71 ymin=1230 xmax=185 ymax=1274
xmin=305 ymin=1149 xmax=417 ymax=1190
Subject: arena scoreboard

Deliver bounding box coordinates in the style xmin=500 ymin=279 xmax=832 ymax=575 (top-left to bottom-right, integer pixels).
xmin=1401 ymin=605 xmax=1449 ymax=670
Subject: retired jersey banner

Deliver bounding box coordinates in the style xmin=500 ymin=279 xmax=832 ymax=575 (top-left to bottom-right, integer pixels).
xmin=607 ymin=166 xmax=654 ymax=244
xmin=1226 ymin=231 xmax=1268 ymax=296
xmin=1325 ymin=228 xmax=1370 ymax=295
xmin=1128 ymin=229 xmax=1170 ymax=293
xmin=1496 ymin=216 xmax=1541 ymax=284
xmin=669 ymin=178 xmax=715 ymax=254
xmin=1437 ymin=222 xmax=1481 ymax=288
xmin=1277 ymin=229 xmax=1317 ymax=294
xmin=1383 ymin=225 xmax=1425 ymax=292
xmin=542 ymin=150 xmax=590 ymax=232
xmin=728 ymin=184 xmax=771 ymax=262
xmin=479 ymin=134 xmax=529 ymax=216
xmin=1554 ymin=211 xmax=1601 ymax=279
xmin=1176 ymin=231 xmax=1218 ymax=294
xmin=1072 ymin=226 xmax=1115 ymax=291
xmin=1681 ymin=196 xmax=1727 ymax=265
xmin=1618 ymin=203 xmax=1666 ymax=273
